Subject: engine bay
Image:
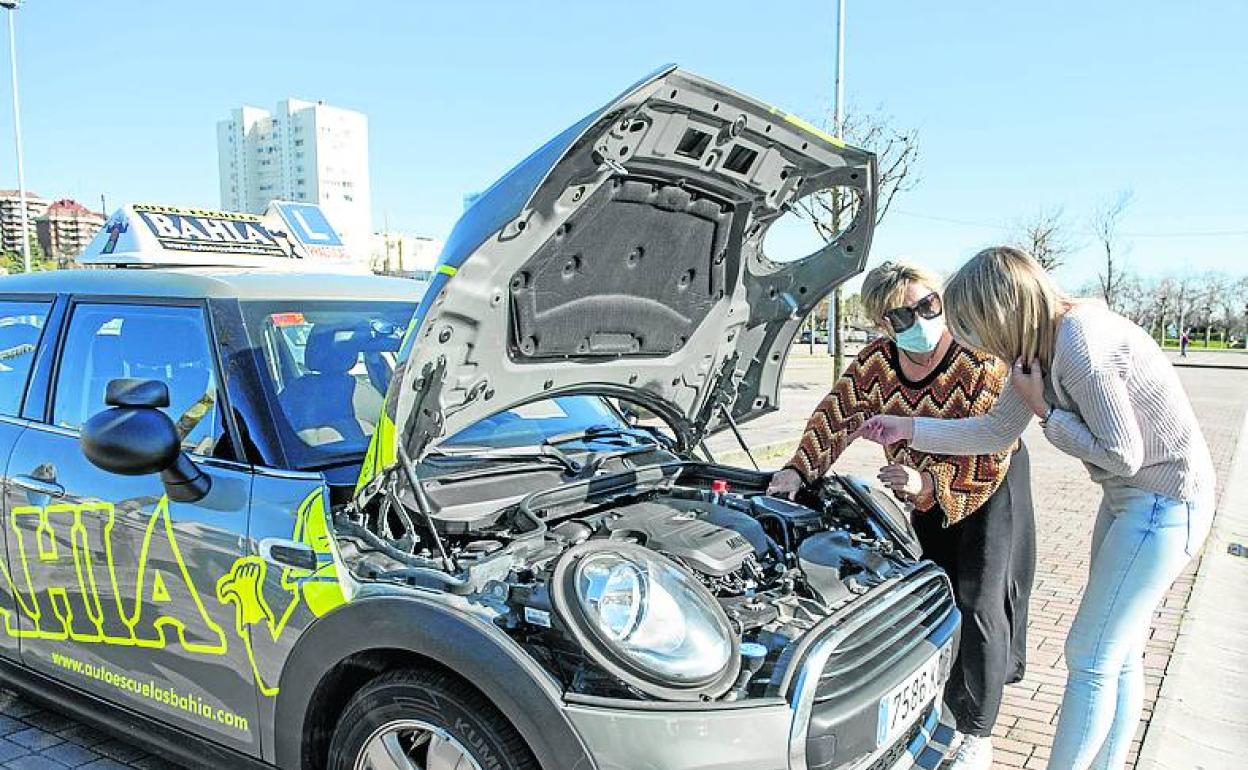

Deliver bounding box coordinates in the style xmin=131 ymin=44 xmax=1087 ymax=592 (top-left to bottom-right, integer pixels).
xmin=335 ymin=461 xmax=918 ymax=702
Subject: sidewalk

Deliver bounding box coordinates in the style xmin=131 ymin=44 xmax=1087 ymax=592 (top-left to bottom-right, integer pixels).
xmin=710 ymin=353 xmax=1248 ymax=770
xmin=1136 ymin=406 xmax=1248 ymax=770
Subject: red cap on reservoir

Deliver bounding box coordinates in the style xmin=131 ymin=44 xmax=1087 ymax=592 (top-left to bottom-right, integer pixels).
xmin=711 ymin=479 xmax=730 ymax=494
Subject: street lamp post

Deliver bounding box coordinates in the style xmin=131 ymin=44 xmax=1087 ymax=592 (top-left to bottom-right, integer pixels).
xmin=2 ymin=0 xmax=30 ymax=273
xmin=827 ymin=0 xmax=847 ymax=373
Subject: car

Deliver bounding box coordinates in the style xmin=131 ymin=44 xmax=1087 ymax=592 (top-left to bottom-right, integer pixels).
xmin=797 ymin=328 xmax=830 ymax=345
xmin=0 ymin=66 xmax=958 ymax=770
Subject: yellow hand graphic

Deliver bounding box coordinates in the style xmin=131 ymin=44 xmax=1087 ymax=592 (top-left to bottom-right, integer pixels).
xmin=217 ymin=556 xmax=282 ymax=697
xmin=217 ymin=557 xmax=276 ymax=636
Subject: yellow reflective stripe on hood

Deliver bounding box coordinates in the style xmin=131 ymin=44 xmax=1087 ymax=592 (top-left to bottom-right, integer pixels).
xmin=768 ymin=107 xmax=846 ymax=148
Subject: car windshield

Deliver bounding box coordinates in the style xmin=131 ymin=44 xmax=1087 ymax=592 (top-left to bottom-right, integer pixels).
xmin=439 ymin=397 xmax=631 ymax=450
xmin=242 ymin=299 xmax=417 ymax=468
xmin=242 ymin=300 xmax=637 ymax=470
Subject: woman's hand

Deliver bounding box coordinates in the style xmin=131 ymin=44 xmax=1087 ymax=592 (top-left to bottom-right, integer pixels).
xmin=1011 ymin=357 xmax=1049 ymax=418
xmin=767 ymin=468 xmax=803 ymax=499
xmin=851 ymin=415 xmax=915 ymax=446
xmin=877 ymin=464 xmax=932 ymax=503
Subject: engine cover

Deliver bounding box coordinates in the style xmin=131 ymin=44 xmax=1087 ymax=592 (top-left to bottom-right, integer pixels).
xmin=600 ymin=501 xmax=752 ymax=577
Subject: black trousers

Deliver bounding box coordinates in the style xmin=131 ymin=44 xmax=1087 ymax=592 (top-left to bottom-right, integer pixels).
xmin=912 ymin=442 xmax=1036 ymax=737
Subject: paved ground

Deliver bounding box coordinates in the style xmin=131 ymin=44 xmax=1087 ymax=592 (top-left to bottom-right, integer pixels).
xmin=1137 ymin=406 xmax=1248 ymax=769
xmin=710 ymin=349 xmax=1248 ymax=770
xmin=0 ymin=347 xmax=1243 ymax=769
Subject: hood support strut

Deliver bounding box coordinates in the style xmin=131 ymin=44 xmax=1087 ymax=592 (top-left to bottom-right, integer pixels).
xmin=719 ymin=404 xmax=759 ymax=471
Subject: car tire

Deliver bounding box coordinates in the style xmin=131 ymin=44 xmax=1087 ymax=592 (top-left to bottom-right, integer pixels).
xmin=327 ymin=667 xmax=539 ymax=770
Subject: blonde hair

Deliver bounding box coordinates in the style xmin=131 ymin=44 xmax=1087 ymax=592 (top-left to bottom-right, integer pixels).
xmin=860 ymin=261 xmax=943 ymax=331
xmin=943 ymin=246 xmax=1073 ymax=367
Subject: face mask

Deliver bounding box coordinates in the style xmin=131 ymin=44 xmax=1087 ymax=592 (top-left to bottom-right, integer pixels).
xmin=895 ymin=315 xmax=946 ymax=353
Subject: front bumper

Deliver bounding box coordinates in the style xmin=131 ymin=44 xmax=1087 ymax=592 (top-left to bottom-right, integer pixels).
xmin=563 ymin=564 xmax=960 ymax=770
xmin=563 ymin=697 xmax=956 ymax=770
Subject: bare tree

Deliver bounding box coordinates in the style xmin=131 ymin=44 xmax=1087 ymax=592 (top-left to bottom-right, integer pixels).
xmin=1090 ymin=190 xmax=1134 ymax=311
xmin=793 ymin=107 xmax=920 ymax=378
xmin=1012 ymin=207 xmax=1073 ymax=271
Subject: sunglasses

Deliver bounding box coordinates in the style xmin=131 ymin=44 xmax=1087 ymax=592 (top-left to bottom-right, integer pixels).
xmin=883 ymin=292 xmax=943 ymax=333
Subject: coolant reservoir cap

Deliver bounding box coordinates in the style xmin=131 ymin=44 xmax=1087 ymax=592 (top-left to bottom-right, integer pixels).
xmin=711 ymin=479 xmax=730 ymax=494
xmin=740 ymin=641 xmax=768 ymax=660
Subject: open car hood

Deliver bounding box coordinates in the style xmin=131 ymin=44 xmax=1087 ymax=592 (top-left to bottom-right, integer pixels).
xmin=371 ymin=66 xmax=877 ymax=474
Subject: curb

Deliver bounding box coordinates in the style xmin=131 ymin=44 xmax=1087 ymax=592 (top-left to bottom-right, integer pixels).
xmin=1170 ymin=362 xmax=1248 ymax=371
xmin=1136 ymin=407 xmax=1248 ymax=770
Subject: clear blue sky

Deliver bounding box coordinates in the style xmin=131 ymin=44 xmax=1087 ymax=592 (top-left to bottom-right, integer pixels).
xmin=2 ymin=0 xmax=1244 ymax=289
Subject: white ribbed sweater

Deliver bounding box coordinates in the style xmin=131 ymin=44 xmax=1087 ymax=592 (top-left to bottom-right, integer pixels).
xmin=912 ymin=304 xmax=1215 ymax=503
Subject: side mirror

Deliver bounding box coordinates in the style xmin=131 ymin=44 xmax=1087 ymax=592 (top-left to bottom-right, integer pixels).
xmin=80 ymin=378 xmax=212 ymax=502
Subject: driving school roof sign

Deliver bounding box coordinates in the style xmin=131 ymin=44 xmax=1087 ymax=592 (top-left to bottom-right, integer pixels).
xmin=80 ymin=202 xmax=361 ymax=270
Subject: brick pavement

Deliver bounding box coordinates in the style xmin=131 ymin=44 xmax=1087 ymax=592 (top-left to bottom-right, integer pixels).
xmin=0 ymin=353 xmax=1242 ymax=770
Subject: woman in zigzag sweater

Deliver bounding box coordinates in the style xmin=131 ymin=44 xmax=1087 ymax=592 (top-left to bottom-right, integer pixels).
xmin=768 ymin=260 xmax=1035 ymax=770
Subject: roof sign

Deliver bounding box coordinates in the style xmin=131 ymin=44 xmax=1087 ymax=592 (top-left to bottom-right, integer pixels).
xmin=81 ymin=202 xmax=365 ymax=271
xmin=267 ymin=201 xmax=352 ymax=265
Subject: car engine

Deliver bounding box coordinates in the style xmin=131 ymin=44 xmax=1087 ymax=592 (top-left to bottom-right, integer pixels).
xmin=336 ymin=462 xmax=918 ymax=702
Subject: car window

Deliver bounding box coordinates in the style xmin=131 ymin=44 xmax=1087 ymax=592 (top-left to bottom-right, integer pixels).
xmin=0 ymin=300 xmax=51 ymax=417
xmin=240 ymin=300 xmax=416 ymax=468
xmin=53 ymin=303 xmax=224 ymax=456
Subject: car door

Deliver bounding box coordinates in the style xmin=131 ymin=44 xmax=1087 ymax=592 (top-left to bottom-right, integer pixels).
xmin=5 ymin=298 xmax=263 ymax=755
xmin=0 ymin=295 xmax=57 ymax=663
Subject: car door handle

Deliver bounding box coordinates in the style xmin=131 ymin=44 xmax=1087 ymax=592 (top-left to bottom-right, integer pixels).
xmin=12 ymin=475 xmax=66 ymax=499
xmin=259 ymin=538 xmax=319 ymax=571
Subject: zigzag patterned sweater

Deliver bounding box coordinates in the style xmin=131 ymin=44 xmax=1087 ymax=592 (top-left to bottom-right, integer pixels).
xmin=784 ymin=338 xmax=1013 ymax=527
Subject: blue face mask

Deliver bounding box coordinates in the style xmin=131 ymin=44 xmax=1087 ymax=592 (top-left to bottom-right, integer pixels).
xmin=894 ymin=315 xmax=946 ymax=353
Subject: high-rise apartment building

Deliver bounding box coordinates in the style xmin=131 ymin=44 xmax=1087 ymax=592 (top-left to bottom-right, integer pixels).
xmin=35 ymin=199 xmax=105 ymax=262
xmin=0 ymin=189 xmax=50 ymax=254
xmin=217 ymin=99 xmax=371 ymax=253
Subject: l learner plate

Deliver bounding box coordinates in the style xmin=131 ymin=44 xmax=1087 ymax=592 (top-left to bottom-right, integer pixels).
xmin=876 ymin=642 xmax=954 ymax=747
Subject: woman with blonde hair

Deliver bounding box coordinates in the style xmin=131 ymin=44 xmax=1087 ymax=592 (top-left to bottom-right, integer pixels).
xmin=854 ymin=247 xmax=1214 ymax=770
xmin=768 ymin=260 xmax=1035 ymax=770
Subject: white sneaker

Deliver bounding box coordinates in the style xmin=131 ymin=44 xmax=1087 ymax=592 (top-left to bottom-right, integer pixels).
xmin=945 ymin=735 xmax=992 ymax=770
xmin=944 ymin=730 xmax=965 ymax=758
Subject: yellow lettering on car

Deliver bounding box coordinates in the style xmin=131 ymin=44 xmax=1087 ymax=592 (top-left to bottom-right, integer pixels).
xmin=128 ymin=497 xmax=227 ymax=654
xmin=1 ymin=489 xmax=347 ymax=699
xmin=1 ymin=499 xmax=226 ymax=654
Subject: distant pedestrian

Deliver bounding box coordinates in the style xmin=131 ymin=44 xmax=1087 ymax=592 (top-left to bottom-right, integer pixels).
xmin=852 ymin=247 xmax=1214 ymax=770
xmin=1180 ymin=330 xmax=1190 ymax=357
xmin=769 ymin=261 xmax=1035 ymax=770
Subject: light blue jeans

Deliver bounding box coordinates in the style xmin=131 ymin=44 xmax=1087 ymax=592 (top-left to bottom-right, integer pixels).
xmin=1047 ymin=481 xmax=1213 ymax=770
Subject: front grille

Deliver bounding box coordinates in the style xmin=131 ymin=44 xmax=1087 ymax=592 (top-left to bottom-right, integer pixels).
xmin=785 ymin=564 xmax=957 ymax=770
xmin=815 ymin=566 xmax=955 ymax=703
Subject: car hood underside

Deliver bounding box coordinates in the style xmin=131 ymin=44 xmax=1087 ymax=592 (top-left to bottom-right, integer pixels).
xmin=371 ymin=65 xmax=878 ymax=473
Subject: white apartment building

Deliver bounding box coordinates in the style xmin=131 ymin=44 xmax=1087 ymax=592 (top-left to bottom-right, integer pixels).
xmin=0 ymin=189 xmax=50 ymax=254
xmin=217 ymin=99 xmax=371 ymax=253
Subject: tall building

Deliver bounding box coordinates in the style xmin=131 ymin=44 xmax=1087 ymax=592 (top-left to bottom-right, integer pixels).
xmin=0 ymin=189 xmax=50 ymax=254
xmin=217 ymin=99 xmax=371 ymax=253
xmin=35 ymin=199 xmax=105 ymax=262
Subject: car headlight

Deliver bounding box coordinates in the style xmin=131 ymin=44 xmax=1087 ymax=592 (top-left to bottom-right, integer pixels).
xmin=551 ymin=541 xmax=740 ymax=700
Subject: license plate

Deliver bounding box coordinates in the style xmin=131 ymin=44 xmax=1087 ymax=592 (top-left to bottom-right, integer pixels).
xmin=876 ymin=642 xmax=953 ymax=747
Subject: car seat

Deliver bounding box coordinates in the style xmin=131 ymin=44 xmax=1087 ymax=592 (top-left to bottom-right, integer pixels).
xmin=278 ymin=324 xmax=367 ymax=447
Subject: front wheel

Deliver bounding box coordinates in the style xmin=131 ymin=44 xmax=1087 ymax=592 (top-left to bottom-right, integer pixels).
xmin=328 ymin=668 xmax=539 ymax=770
